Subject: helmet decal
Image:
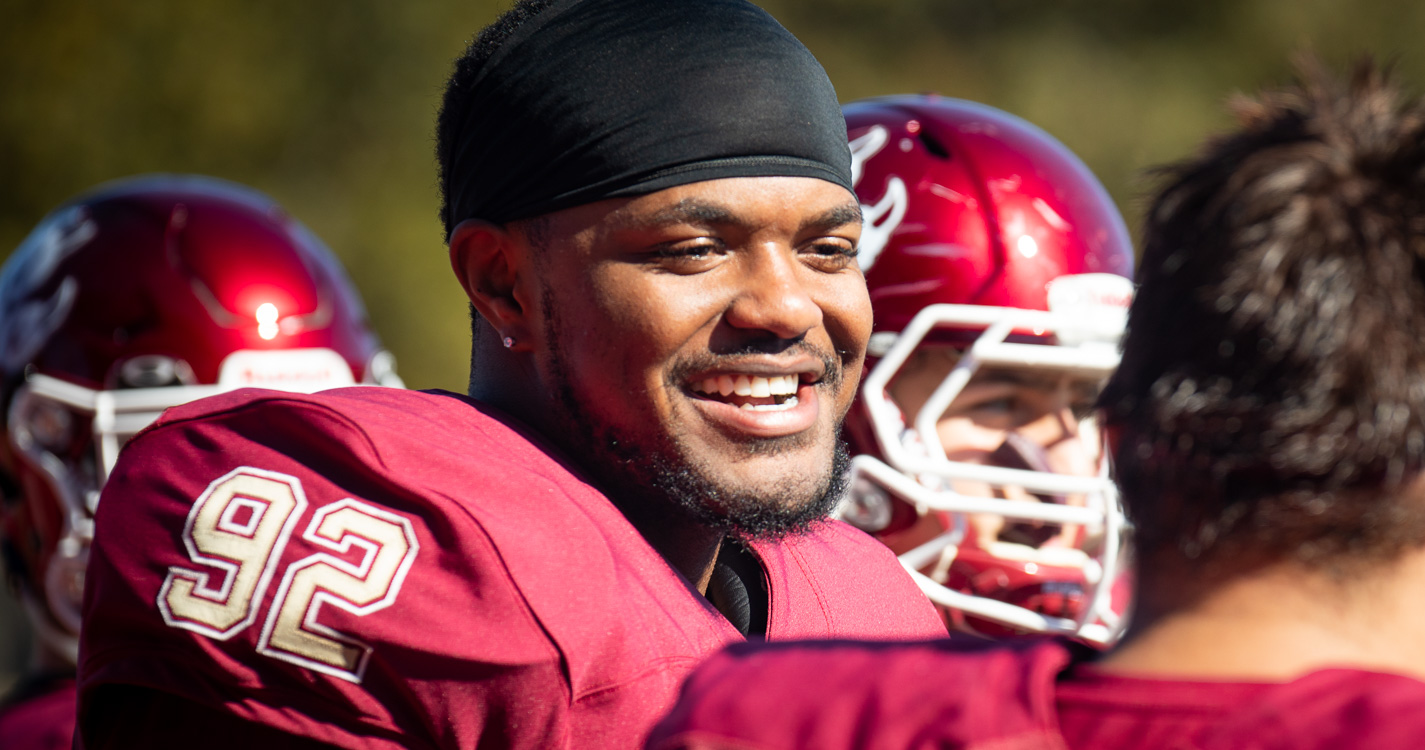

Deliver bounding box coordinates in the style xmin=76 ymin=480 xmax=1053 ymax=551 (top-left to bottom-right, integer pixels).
xmin=848 ymin=125 xmax=887 ymax=187
xmin=0 ymin=207 xmax=95 ymax=372
xmin=850 ymin=125 xmax=908 ymax=272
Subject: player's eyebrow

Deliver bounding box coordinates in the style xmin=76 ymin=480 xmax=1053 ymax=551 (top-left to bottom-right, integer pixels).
xmin=966 ymin=369 xmax=1102 ymax=400
xmin=800 ymin=203 xmax=863 ymax=234
xmin=969 ymin=368 xmax=1056 ymax=390
xmin=633 ymin=199 xmax=741 ymax=229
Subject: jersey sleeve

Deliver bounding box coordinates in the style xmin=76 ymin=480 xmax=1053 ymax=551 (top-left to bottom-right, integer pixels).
xmin=77 ymin=393 xmax=568 ymax=749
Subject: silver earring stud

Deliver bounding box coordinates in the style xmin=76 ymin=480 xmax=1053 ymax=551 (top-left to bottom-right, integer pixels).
xmin=502 ymin=336 xmax=515 ymax=349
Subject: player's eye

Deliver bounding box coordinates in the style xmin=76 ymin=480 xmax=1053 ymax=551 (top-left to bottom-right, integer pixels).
xmin=800 ymin=239 xmax=858 ymax=271
xmin=646 ymin=241 xmax=726 ymax=272
xmin=972 ymin=397 xmax=1017 ymax=415
xmin=651 ymin=243 xmax=718 ymax=258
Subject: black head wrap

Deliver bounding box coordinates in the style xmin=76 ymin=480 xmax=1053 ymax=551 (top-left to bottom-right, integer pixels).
xmin=446 ymin=0 xmax=853 ymax=230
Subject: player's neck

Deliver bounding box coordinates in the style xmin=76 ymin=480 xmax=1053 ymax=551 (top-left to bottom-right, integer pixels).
xmin=625 ymin=515 xmax=725 ymax=594
xmin=468 ymin=338 xmax=557 ymax=438
xmin=467 ymin=339 xmax=727 ymax=592
xmin=1101 ymin=547 xmax=1425 ymax=682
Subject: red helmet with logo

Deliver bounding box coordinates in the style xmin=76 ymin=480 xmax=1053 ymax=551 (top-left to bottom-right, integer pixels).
xmin=837 ymin=96 xmax=1134 ymax=645
xmin=0 ymin=174 xmax=403 ymax=663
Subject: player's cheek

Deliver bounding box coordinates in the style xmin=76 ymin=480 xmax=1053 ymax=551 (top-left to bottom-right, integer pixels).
xmin=819 ymin=275 xmax=873 ymax=401
xmin=1045 ymin=436 xmax=1098 ymax=479
xmin=939 ymin=418 xmax=1007 ymax=459
xmin=826 ymin=273 xmax=873 ymax=356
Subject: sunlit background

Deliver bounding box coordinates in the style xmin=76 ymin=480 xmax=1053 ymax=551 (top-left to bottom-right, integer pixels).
xmin=2 ymin=0 xmax=1421 ymax=686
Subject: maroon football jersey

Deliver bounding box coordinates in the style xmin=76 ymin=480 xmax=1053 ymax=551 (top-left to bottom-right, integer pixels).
xmin=76 ymin=388 xmax=944 ymax=749
xmin=0 ymin=677 xmax=76 ymax=750
xmin=647 ymin=638 xmax=1425 ymax=750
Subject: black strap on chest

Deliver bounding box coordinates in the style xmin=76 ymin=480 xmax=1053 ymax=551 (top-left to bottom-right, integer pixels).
xmin=705 ymin=538 xmax=769 ymax=637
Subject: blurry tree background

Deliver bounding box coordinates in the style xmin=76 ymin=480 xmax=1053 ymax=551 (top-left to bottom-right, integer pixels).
xmin=1 ymin=0 xmax=1421 ymax=682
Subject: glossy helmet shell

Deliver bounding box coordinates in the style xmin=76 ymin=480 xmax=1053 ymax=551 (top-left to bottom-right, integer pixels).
xmin=837 ymin=96 xmax=1134 ymax=645
xmin=0 ymin=174 xmax=400 ymax=662
xmin=848 ymin=95 xmax=1133 ymax=339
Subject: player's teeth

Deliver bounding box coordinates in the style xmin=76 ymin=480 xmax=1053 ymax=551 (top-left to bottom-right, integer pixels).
xmin=695 ymin=374 xmax=797 ymax=398
xmin=738 ymin=397 xmax=798 ymax=412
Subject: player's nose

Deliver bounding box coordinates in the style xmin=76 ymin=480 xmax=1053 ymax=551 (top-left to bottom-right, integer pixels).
xmin=1016 ymin=381 xmax=1097 ymax=479
xmin=721 ymin=246 xmax=822 ymax=340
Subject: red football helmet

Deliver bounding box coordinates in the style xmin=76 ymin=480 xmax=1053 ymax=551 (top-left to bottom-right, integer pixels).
xmin=836 ymin=96 xmax=1135 ymax=645
xmin=0 ymin=175 xmax=403 ymax=664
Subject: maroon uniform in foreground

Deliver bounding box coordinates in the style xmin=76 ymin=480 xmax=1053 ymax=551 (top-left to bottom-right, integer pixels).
xmin=77 ymin=387 xmax=943 ymax=749
xmin=0 ymin=678 xmax=75 ymax=750
xmin=648 ymin=639 xmax=1425 ymax=750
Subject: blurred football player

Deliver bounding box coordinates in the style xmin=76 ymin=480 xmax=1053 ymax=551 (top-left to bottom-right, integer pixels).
xmin=835 ymin=95 xmax=1135 ymax=645
xmin=648 ymin=59 xmax=1425 ymax=750
xmin=0 ymin=174 xmax=402 ymax=750
xmin=74 ymin=1 xmax=944 ymax=748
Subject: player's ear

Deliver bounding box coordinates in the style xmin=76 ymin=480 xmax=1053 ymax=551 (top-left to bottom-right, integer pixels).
xmin=449 ymin=219 xmax=534 ymax=350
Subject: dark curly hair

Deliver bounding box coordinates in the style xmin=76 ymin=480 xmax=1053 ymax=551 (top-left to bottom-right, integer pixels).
xmin=1100 ymin=56 xmax=1425 ymax=575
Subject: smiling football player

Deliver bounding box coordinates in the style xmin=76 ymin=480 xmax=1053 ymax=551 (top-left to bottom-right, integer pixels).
xmin=73 ymin=2 xmax=945 ymax=749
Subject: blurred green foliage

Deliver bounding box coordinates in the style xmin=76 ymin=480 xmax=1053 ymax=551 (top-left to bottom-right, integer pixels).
xmin=1 ymin=0 xmax=1422 ymax=393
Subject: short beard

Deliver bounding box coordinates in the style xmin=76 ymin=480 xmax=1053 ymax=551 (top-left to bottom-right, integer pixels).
xmin=584 ymin=416 xmax=852 ymax=539
xmin=540 ymin=296 xmax=849 ymax=540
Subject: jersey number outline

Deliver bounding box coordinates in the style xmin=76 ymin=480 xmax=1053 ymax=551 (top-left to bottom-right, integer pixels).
xmin=157 ymin=467 xmax=420 ymax=683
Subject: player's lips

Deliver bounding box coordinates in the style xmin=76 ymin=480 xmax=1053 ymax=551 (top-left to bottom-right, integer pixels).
xmin=683 ymin=364 xmax=825 ymax=437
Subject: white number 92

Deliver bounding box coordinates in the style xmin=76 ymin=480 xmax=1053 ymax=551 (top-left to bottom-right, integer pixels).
xmin=157 ymin=466 xmax=420 ymax=683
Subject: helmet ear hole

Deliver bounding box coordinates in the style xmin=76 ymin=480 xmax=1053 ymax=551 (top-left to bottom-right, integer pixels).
xmin=21 ymin=397 xmax=74 ymax=452
xmin=841 ymin=478 xmax=895 ymax=533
